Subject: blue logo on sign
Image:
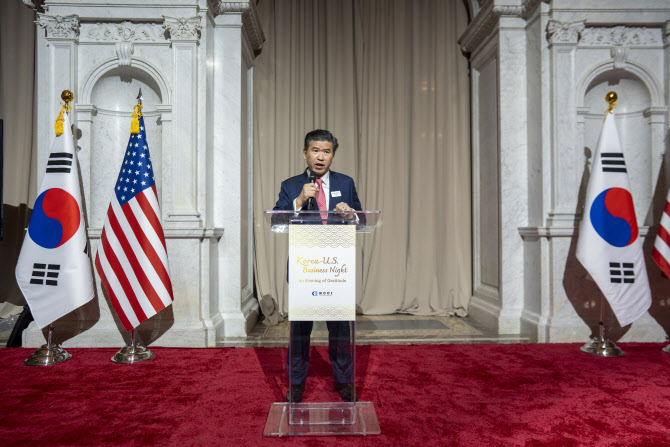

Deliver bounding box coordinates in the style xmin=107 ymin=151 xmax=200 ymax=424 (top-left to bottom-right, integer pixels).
xmin=312 ymin=291 xmax=318 ymax=296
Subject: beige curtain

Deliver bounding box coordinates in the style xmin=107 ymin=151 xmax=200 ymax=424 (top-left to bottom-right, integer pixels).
xmin=253 ymin=0 xmax=471 ymax=324
xmin=0 ymin=0 xmax=37 ymax=318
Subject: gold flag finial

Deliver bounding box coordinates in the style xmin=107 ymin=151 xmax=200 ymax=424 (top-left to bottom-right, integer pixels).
xmin=61 ymin=90 xmax=74 ymax=104
xmin=55 ymin=90 xmax=73 ymax=136
xmin=130 ymin=88 xmax=143 ymax=134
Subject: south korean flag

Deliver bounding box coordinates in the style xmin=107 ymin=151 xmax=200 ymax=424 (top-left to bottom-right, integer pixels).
xmin=15 ymin=112 xmax=95 ymax=328
xmin=576 ymin=112 xmax=651 ymax=327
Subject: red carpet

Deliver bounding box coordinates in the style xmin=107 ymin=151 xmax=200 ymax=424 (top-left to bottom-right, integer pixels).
xmin=2 ymin=343 xmax=670 ymax=446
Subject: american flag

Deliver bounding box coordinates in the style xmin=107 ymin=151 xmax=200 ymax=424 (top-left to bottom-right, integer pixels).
xmin=95 ymin=116 xmax=174 ymax=331
xmin=653 ymin=190 xmax=670 ymax=278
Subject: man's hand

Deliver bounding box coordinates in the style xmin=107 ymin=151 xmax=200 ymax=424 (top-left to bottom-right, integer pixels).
xmin=334 ymin=202 xmax=355 ymax=219
xmin=296 ymin=183 xmax=319 ymax=209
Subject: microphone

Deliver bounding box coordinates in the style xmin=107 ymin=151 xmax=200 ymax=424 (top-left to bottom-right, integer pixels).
xmin=306 ymin=171 xmax=317 ymax=210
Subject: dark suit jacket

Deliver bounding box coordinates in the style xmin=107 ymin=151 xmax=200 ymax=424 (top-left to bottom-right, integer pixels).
xmin=273 ymin=170 xmax=362 ymax=212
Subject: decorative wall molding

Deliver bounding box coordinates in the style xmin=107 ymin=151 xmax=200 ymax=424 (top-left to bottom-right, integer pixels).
xmin=36 ymin=13 xmax=79 ymax=39
xmin=662 ymin=21 xmax=670 ymax=45
xmin=87 ymin=228 xmax=223 ymax=239
xmin=460 ymin=0 xmax=546 ymax=53
xmin=22 ymin=0 xmax=43 ymax=10
xmin=546 ymin=20 xmax=585 ymax=45
xmin=579 ymin=26 xmax=662 ymax=47
xmin=162 ymin=16 xmax=202 ymax=41
xmin=115 ymin=42 xmax=134 ymax=67
xmin=208 ymin=0 xmax=265 ymax=54
xmin=79 ymin=57 xmax=172 ymax=105
xmin=519 ymin=226 xmax=650 ymax=240
xmin=85 ymin=22 xmax=165 ymax=42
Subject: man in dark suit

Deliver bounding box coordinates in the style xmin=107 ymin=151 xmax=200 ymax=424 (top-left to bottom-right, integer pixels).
xmin=274 ymin=129 xmax=361 ymax=403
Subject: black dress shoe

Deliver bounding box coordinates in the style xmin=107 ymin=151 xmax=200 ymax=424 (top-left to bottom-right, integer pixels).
xmin=334 ymin=383 xmax=356 ymax=402
xmin=286 ymin=384 xmax=305 ymax=403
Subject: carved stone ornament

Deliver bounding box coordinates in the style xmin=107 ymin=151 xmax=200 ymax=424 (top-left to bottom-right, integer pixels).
xmin=162 ymin=16 xmax=202 ymax=41
xmin=610 ymin=46 xmax=629 ymax=69
xmin=207 ymin=0 xmax=265 ymax=54
xmin=460 ymin=0 xmax=544 ymax=54
xmin=116 ymin=42 xmax=134 ymax=67
xmin=662 ymin=21 xmax=670 ymax=45
xmin=86 ymin=22 xmax=165 ymax=42
xmin=546 ymin=20 xmax=585 ymax=45
xmin=36 ymin=13 xmax=79 ymax=39
xmin=580 ymin=27 xmax=662 ymax=47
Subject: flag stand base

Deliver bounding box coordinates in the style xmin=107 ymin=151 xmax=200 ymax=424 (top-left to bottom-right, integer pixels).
xmin=111 ymin=330 xmax=154 ymax=364
xmin=24 ymin=344 xmax=72 ymax=366
xmin=24 ymin=325 xmax=72 ymax=366
xmin=111 ymin=343 xmax=155 ymax=364
xmin=580 ymin=338 xmax=625 ymax=357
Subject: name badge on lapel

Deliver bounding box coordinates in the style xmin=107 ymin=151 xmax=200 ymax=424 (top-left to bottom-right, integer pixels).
xmin=331 ymin=191 xmax=342 ymax=197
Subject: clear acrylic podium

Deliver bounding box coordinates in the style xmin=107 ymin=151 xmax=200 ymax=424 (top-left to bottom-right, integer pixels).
xmin=263 ymin=210 xmax=381 ymax=436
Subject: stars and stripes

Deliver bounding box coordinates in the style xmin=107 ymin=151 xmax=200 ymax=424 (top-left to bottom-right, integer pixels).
xmin=95 ymin=116 xmax=173 ymax=331
xmin=652 ymin=192 xmax=670 ymax=279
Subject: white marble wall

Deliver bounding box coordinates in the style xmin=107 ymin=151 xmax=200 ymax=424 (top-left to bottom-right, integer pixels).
xmin=461 ymin=0 xmax=670 ymax=342
xmin=24 ymin=0 xmax=264 ymax=347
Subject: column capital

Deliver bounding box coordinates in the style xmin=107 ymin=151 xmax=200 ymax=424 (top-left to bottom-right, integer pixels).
xmin=36 ymin=13 xmax=79 ymax=40
xmin=459 ymin=0 xmax=544 ymax=54
xmin=546 ymin=20 xmax=585 ymax=46
xmin=162 ymin=16 xmax=202 ymax=43
xmin=208 ymin=0 xmax=265 ymax=55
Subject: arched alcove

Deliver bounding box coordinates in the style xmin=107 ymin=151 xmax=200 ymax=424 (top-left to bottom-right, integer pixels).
xmin=581 ymin=69 xmax=653 ymax=224
xmin=88 ymin=65 xmax=165 ymax=228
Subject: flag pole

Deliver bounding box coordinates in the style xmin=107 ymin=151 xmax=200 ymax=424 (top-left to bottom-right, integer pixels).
xmin=110 ymin=89 xmax=156 ymax=365
xmin=579 ymin=91 xmax=626 ymax=358
xmin=23 ymin=90 xmax=77 ymax=367
xmin=24 ymin=324 xmax=73 ymax=366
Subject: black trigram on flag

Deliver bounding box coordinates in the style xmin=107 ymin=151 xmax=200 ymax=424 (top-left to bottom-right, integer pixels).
xmin=610 ymin=262 xmax=634 ymax=284
xmin=601 ymin=153 xmax=626 ymax=173
xmin=46 ymin=152 xmax=73 ymax=174
xmin=30 ymin=263 xmax=60 ymax=286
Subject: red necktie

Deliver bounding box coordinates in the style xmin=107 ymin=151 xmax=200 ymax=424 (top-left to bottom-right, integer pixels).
xmin=316 ymin=178 xmax=327 ymax=224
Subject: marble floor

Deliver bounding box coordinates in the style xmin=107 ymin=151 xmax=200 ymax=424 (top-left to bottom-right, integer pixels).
xmin=219 ymin=314 xmax=530 ymax=347
xmin=0 ymin=316 xmax=18 ymax=347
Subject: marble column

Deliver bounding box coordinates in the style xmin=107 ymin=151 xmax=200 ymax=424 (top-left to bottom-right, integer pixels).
xmin=497 ymin=15 xmax=530 ymax=334
xmin=35 ymin=14 xmax=79 ymax=180
xmin=206 ymin=0 xmax=264 ymax=338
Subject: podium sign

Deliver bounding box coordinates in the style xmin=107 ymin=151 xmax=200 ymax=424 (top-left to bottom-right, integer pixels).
xmin=288 ymin=225 xmax=356 ymax=321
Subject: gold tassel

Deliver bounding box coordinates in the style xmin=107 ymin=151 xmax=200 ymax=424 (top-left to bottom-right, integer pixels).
xmin=130 ymin=104 xmax=143 ymax=134
xmin=54 ymin=103 xmax=71 ymax=136
xmin=604 ymin=101 xmax=618 ymax=115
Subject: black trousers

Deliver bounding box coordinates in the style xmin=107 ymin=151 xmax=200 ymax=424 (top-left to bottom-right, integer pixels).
xmin=287 ymin=320 xmax=352 ymax=385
